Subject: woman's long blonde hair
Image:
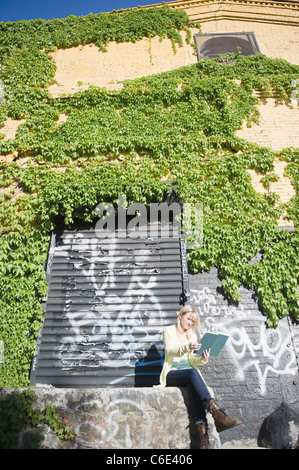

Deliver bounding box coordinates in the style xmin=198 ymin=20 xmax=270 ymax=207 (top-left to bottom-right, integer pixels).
xmin=177 ymin=305 xmax=201 ymax=334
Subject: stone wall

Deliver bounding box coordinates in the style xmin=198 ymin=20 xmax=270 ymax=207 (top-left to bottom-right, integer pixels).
xmin=2 ymin=259 xmax=299 ymax=449
xmin=0 ymin=386 xmax=221 ymax=449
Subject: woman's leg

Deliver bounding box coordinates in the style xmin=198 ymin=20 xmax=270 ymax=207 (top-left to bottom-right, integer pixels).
xmin=166 ymin=368 xmax=212 ymax=423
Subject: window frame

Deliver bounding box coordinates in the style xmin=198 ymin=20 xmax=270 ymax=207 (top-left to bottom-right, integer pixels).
xmin=194 ymin=32 xmax=261 ymax=60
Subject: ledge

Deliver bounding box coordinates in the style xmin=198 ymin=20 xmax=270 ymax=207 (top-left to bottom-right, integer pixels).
xmin=0 ymin=386 xmax=221 ymax=449
xmin=144 ymin=0 xmax=299 ymax=26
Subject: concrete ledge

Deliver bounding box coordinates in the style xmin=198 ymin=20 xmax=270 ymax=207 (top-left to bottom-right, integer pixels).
xmin=1 ymin=386 xmax=221 ymax=449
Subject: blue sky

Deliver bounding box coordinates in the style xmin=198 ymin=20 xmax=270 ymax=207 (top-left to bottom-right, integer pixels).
xmin=0 ymin=0 xmax=162 ymax=22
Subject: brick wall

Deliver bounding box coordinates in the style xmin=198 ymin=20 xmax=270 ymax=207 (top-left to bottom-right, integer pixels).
xmin=199 ymin=17 xmax=299 ymax=65
xmin=236 ymin=96 xmax=298 ymax=227
xmin=167 ymin=0 xmax=299 ymax=32
xmin=188 ymin=267 xmax=299 ymax=444
xmin=48 ymin=30 xmax=198 ymax=98
xmin=1 ymin=6 xmax=298 ymax=221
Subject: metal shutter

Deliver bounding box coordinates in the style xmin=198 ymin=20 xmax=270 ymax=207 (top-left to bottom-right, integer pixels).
xmin=30 ymin=224 xmax=188 ymax=387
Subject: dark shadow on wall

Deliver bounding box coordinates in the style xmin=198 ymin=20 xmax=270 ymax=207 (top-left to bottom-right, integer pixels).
xmin=134 ymin=344 xmax=164 ymax=387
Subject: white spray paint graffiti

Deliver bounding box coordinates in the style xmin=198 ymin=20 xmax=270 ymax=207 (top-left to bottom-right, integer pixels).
xmin=190 ymin=287 xmax=298 ymax=395
xmin=104 ymin=398 xmax=151 ymax=447
xmin=40 ymin=396 xmax=152 ymax=449
xmin=56 ymin=231 xmax=169 ymax=383
xmin=72 ymin=397 xmax=151 ymax=448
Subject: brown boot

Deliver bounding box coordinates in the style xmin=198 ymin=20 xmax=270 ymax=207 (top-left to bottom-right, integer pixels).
xmin=206 ymin=399 xmax=242 ymax=433
xmin=196 ymin=422 xmax=211 ymax=449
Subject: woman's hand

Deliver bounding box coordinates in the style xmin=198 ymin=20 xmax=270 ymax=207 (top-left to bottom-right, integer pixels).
xmin=189 ymin=341 xmax=201 ymax=351
xmin=201 ymin=348 xmax=210 ymax=361
xmin=189 ymin=343 xmax=210 ymax=361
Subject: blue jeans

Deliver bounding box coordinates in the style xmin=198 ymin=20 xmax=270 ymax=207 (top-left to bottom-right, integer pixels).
xmin=166 ymin=368 xmax=212 ymax=423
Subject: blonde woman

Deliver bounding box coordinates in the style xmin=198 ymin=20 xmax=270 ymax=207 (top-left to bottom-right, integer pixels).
xmin=156 ymin=305 xmax=241 ymax=449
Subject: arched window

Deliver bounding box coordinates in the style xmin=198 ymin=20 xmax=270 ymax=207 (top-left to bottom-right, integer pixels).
xmin=194 ymin=32 xmax=261 ymax=60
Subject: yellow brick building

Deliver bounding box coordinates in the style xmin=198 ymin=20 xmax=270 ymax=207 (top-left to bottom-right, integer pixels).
xmin=1 ymin=0 xmax=298 ymax=226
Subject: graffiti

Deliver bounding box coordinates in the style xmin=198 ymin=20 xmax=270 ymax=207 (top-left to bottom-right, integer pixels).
xmin=105 ymin=398 xmax=151 ymax=446
xmin=65 ymin=396 xmax=152 ymax=449
xmin=37 ymin=227 xmax=182 ymax=386
xmin=190 ymin=287 xmax=298 ymax=395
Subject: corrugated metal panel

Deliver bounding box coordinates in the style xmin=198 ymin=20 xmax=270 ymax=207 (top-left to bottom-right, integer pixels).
xmin=30 ymin=224 xmax=188 ymax=387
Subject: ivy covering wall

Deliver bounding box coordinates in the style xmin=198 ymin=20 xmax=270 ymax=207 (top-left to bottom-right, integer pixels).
xmin=0 ymin=6 xmax=298 ymax=387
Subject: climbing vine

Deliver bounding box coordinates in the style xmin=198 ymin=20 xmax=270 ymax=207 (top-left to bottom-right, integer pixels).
xmin=0 ymin=389 xmax=76 ymax=448
xmin=0 ymin=6 xmax=298 ymax=387
xmin=0 ymin=6 xmax=196 ymax=55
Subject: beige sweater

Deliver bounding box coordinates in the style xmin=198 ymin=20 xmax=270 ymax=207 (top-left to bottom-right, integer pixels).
xmin=155 ymin=323 xmax=208 ymax=388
